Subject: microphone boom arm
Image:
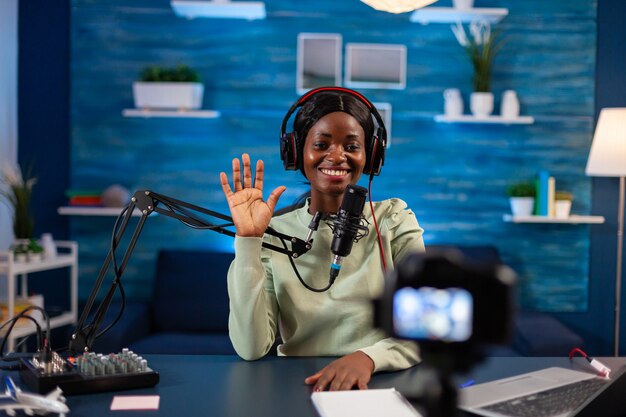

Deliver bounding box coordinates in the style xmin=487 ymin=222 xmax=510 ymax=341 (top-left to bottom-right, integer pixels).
xmin=69 ymin=190 xmax=313 ymax=353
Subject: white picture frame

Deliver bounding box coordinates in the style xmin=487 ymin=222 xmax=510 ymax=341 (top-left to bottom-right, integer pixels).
xmin=373 ymin=102 xmax=392 ymax=148
xmin=296 ymin=33 xmax=342 ymax=94
xmin=345 ymin=43 xmax=407 ymax=89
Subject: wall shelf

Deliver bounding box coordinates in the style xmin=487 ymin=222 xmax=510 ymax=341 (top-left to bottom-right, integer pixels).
xmin=58 ymin=206 xmax=144 ymax=217
xmin=122 ymin=109 xmax=221 ymax=119
xmin=503 ymin=214 xmax=605 ymax=224
xmin=410 ymin=7 xmax=509 ymax=24
xmin=170 ymin=0 xmax=266 ymax=20
xmin=434 ymin=114 xmax=535 ymax=125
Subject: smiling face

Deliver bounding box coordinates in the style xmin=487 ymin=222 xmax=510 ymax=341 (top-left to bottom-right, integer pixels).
xmin=302 ymin=111 xmax=367 ymax=214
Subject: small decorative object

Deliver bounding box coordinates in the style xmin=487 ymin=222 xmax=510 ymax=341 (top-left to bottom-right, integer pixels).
xmin=360 ymin=0 xmax=437 ymax=14
xmin=452 ymin=0 xmax=474 ymax=10
xmin=451 ymin=21 xmax=503 ymax=118
xmin=27 ymin=238 xmax=44 ymax=262
xmin=101 ymin=184 xmax=131 ymax=207
xmin=443 ymin=88 xmax=464 ymax=117
xmin=506 ymin=182 xmax=536 ymax=217
xmin=501 ymin=90 xmax=520 ymax=119
xmin=133 ymin=64 xmax=203 ymax=110
xmin=40 ymin=233 xmax=57 ymax=259
xmin=0 ymin=164 xmax=36 ymax=239
xmin=554 ymin=191 xmax=573 ymax=219
xmin=12 ymin=243 xmax=28 ymax=263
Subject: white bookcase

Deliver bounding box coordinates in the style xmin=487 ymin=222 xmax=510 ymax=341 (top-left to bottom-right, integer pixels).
xmin=0 ymin=241 xmax=78 ymax=352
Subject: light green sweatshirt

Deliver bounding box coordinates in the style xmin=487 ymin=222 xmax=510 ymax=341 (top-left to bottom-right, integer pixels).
xmin=227 ymin=198 xmax=425 ymax=372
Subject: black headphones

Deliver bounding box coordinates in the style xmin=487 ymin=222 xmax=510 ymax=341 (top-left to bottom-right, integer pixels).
xmin=279 ymin=86 xmax=387 ymax=176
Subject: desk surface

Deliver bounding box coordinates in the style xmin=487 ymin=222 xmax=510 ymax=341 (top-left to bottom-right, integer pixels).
xmin=8 ymin=355 xmax=626 ymax=417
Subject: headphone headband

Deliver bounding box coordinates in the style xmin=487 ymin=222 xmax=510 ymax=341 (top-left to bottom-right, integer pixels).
xmin=279 ymin=87 xmax=387 ymax=176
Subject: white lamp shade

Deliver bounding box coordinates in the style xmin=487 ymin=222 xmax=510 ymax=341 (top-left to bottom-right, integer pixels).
xmin=586 ymin=108 xmax=626 ymax=177
xmin=360 ymin=0 xmax=437 ymax=14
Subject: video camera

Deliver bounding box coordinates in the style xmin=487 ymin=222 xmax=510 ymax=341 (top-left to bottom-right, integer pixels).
xmin=375 ymin=248 xmax=517 ymax=417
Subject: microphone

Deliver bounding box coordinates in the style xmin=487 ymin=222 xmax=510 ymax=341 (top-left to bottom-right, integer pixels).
xmin=329 ymin=184 xmax=369 ymax=282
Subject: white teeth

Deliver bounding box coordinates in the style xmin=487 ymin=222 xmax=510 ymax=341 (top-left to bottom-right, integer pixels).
xmin=321 ymin=169 xmax=348 ymax=176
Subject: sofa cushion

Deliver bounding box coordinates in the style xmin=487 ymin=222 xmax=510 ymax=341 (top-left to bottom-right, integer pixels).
xmin=512 ymin=311 xmax=584 ymax=356
xmin=426 ymin=244 xmax=502 ymax=264
xmin=153 ymin=250 xmax=234 ymax=333
xmin=128 ymin=332 xmax=236 ymax=355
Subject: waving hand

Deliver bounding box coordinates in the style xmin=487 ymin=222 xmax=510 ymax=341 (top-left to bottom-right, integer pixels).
xmin=220 ymin=153 xmax=286 ymax=237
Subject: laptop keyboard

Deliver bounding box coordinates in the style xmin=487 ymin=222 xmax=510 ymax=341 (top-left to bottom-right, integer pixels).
xmin=481 ymin=378 xmax=608 ymax=417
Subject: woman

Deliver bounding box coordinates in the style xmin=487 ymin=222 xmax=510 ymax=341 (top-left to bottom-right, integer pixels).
xmin=220 ymin=88 xmax=425 ymax=391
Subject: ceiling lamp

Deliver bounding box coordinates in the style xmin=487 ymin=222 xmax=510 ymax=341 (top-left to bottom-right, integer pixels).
xmin=360 ymin=0 xmax=438 ymax=14
xmin=171 ymin=0 xmax=266 ymax=20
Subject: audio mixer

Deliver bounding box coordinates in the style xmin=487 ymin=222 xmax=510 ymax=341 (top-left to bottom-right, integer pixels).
xmin=20 ymin=349 xmax=159 ymax=395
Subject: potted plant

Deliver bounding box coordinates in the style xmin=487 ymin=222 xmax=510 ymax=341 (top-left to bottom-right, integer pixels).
xmin=12 ymin=242 xmax=29 ymax=263
xmin=451 ymin=21 xmax=504 ymax=118
xmin=0 ymin=164 xmax=36 ymax=240
xmin=27 ymin=238 xmax=44 ymax=262
xmin=506 ymin=182 xmax=536 ymax=217
xmin=554 ymin=190 xmax=573 ymax=219
xmin=133 ymin=64 xmax=204 ymax=110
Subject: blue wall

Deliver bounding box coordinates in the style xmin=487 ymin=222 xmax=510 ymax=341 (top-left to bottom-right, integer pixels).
xmin=18 ymin=0 xmax=626 ymax=354
xmin=68 ymin=0 xmax=597 ymax=310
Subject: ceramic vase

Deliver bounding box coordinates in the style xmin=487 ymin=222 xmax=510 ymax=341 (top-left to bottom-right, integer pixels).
xmin=40 ymin=233 xmax=57 ymax=259
xmin=452 ymin=0 xmax=474 ymax=10
xmin=443 ymin=88 xmax=463 ymax=117
xmin=501 ymin=90 xmax=520 ymax=119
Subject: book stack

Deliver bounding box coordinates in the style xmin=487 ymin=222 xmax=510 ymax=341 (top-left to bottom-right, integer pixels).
xmin=534 ymin=170 xmax=555 ymax=217
xmin=66 ymin=190 xmax=102 ymax=206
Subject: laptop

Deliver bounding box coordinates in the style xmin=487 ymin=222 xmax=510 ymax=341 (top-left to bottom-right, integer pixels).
xmin=458 ymin=365 xmax=626 ymax=417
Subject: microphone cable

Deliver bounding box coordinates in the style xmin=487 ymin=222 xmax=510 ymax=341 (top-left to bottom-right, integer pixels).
xmin=278 ymin=235 xmax=334 ymax=293
xmin=94 ymin=204 xmax=129 ymax=340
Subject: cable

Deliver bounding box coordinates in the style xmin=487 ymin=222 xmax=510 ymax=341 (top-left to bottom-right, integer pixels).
xmin=0 ymin=306 xmax=49 ymax=357
xmin=279 ymin=236 xmax=334 ymax=293
xmin=368 ymin=174 xmax=387 ymax=273
xmin=569 ymin=347 xmax=611 ymax=378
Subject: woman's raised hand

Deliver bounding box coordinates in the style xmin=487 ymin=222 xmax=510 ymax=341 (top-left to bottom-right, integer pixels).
xmin=220 ymin=153 xmax=286 ymax=237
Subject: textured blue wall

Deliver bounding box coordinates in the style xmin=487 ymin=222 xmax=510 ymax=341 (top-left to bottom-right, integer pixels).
xmin=68 ymin=0 xmax=597 ymax=312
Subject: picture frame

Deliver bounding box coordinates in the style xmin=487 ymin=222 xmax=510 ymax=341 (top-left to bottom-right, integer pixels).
xmin=345 ymin=43 xmax=406 ymax=89
xmin=297 ymin=33 xmax=342 ymax=94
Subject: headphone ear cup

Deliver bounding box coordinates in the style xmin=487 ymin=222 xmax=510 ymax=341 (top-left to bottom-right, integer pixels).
xmin=364 ymin=133 xmax=386 ymax=176
xmin=280 ymin=132 xmax=299 ymax=170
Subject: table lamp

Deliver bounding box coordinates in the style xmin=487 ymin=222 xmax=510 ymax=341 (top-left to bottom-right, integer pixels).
xmin=586 ymin=108 xmax=626 ymax=356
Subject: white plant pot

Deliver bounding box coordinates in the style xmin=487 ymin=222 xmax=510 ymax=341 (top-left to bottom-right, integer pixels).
xmin=28 ymin=252 xmax=43 ymax=262
xmin=470 ymin=92 xmax=494 ymax=118
xmin=554 ymin=200 xmax=572 ymax=219
xmin=509 ymin=197 xmax=535 ymax=217
xmin=133 ymin=82 xmax=204 ymax=110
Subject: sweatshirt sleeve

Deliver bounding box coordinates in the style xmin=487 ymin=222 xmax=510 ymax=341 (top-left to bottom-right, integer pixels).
xmin=358 ymin=338 xmax=420 ymax=372
xmin=359 ymin=199 xmax=425 ymax=372
xmin=227 ymin=236 xmax=279 ymax=360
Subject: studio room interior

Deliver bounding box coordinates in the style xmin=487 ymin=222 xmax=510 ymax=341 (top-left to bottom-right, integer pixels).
xmin=1 ymin=0 xmax=626 ymax=416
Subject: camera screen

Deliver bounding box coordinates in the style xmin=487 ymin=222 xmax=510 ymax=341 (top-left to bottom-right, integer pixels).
xmin=393 ymin=287 xmax=473 ymax=342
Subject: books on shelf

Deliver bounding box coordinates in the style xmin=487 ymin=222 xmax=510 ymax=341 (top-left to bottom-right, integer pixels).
xmin=534 ymin=171 xmax=555 ymax=217
xmin=66 ymin=189 xmax=102 ymax=206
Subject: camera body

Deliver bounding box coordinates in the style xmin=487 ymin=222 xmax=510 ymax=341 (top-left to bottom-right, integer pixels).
xmin=377 ymin=248 xmax=516 ymax=364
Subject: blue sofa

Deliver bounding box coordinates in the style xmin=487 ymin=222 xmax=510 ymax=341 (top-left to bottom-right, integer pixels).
xmin=92 ymin=246 xmax=583 ymax=357
xmin=91 ymin=250 xmax=236 ymax=355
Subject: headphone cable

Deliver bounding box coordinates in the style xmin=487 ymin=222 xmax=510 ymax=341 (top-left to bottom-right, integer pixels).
xmin=368 ymin=174 xmax=387 ymax=273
